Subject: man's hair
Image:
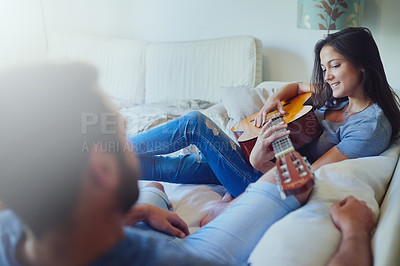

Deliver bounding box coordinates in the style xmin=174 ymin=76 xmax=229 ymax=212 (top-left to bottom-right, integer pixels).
xmin=0 ymin=63 xmax=139 ymax=237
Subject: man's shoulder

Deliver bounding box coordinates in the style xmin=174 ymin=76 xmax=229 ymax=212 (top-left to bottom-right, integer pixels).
xmin=0 ymin=210 xmax=24 ymax=266
xmin=0 ymin=209 xmax=23 ymax=229
xmin=0 ymin=209 xmax=23 ymax=230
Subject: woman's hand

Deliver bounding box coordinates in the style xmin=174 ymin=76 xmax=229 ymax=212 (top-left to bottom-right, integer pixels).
xmin=255 ymin=82 xmax=311 ymax=127
xmin=249 ymin=120 xmax=290 ymax=173
xmin=124 ymin=204 xmax=190 ymax=238
xmin=254 ymin=95 xmax=285 ymax=128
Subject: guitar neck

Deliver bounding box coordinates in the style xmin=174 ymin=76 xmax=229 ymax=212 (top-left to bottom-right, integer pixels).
xmin=270 ymin=114 xmax=294 ymax=158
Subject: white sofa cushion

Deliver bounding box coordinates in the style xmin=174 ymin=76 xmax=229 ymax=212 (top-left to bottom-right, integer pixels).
xmin=221 ymin=86 xmax=268 ymax=125
xmin=249 ymin=142 xmax=400 ymax=266
xmin=373 ymin=154 xmax=400 ymax=266
xmin=145 ymin=36 xmax=262 ymax=104
xmin=220 ymin=81 xmax=293 ymax=125
xmin=48 ymin=34 xmax=148 ymax=104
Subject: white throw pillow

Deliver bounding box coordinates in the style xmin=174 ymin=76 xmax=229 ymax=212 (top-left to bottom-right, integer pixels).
xmin=249 ymin=142 xmax=400 ymax=266
xmin=221 ymin=81 xmax=295 ymax=126
xmin=220 ymin=86 xmax=269 ymax=125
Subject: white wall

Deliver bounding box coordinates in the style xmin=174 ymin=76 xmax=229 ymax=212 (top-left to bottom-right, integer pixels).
xmin=0 ymin=0 xmax=47 ymax=69
xmin=3 ymin=0 xmax=400 ymax=88
xmin=366 ymin=0 xmax=400 ymax=91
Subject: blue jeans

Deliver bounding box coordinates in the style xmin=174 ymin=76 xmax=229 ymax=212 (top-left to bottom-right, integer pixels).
xmin=129 ymin=111 xmax=263 ymax=197
xmin=134 ymin=182 xmax=301 ymax=265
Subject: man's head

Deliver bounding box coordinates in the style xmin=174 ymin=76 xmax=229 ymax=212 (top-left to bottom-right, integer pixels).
xmin=0 ymin=63 xmax=140 ymax=237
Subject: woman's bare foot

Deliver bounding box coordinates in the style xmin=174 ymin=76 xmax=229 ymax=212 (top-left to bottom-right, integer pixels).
xmin=200 ymin=192 xmax=234 ymax=227
xmin=146 ymin=181 xmax=165 ymax=192
xmin=144 ymin=181 xmax=173 ymax=210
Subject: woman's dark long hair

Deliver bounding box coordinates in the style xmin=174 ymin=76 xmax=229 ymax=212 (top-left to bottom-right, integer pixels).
xmin=311 ymin=27 xmax=400 ymax=141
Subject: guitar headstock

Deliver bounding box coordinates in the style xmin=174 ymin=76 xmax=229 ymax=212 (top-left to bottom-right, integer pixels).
xmin=275 ymin=151 xmax=314 ymax=199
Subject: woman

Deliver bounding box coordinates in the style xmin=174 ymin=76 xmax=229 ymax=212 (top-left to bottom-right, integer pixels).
xmin=130 ymin=27 xmax=400 ymax=199
xmin=253 ymin=27 xmax=400 ymax=172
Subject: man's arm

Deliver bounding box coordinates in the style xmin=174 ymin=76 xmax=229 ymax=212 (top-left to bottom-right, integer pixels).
xmin=328 ymin=196 xmax=375 ymax=266
xmin=124 ymin=203 xmax=189 ymax=238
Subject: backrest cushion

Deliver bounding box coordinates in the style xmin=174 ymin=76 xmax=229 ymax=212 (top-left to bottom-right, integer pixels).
xmin=372 ymin=149 xmax=400 ymax=266
xmin=145 ymin=36 xmax=262 ymax=104
xmin=48 ymin=34 xmax=147 ymax=104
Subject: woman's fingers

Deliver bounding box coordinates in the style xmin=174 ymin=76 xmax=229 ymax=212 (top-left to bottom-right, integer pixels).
xmin=255 ymin=98 xmax=286 ymax=127
xmin=259 ymin=119 xmax=272 ymax=135
xmin=277 ymin=102 xmax=286 ymax=115
xmin=255 ymin=111 xmax=264 ymax=127
xmin=268 ymin=129 xmax=290 ymax=143
xmin=257 ymin=122 xmax=290 ymax=151
xmin=255 ymin=106 xmax=272 ymax=127
xmin=259 ymin=123 xmax=288 ymax=139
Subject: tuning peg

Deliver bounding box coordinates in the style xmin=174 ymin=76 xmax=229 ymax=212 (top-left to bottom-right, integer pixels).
xmin=275 ymin=169 xmax=287 ymax=200
xmin=280 ymin=191 xmax=287 ymax=200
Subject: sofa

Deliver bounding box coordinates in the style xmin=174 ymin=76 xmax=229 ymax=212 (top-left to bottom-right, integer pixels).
xmin=48 ymin=34 xmax=400 ymax=266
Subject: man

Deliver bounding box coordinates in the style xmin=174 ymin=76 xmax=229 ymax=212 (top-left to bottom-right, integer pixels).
xmin=0 ymin=63 xmax=374 ymax=266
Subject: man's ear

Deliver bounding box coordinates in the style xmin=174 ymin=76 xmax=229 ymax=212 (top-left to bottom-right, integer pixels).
xmin=88 ymin=148 xmax=119 ymax=189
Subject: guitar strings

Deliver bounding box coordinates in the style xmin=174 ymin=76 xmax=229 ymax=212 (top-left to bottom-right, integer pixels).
xmin=269 ymin=114 xmax=294 ymax=155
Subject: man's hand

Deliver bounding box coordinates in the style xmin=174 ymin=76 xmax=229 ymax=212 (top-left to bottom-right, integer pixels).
xmin=328 ymin=196 xmax=374 ymax=266
xmin=124 ymin=204 xmax=190 ymax=239
xmin=330 ymin=196 xmax=374 ymax=236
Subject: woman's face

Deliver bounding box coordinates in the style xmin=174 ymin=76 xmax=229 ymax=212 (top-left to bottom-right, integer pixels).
xmin=320 ymin=45 xmax=364 ymax=99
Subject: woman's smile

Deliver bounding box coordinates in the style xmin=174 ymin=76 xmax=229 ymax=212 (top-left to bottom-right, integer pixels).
xmin=320 ymin=45 xmax=364 ymax=99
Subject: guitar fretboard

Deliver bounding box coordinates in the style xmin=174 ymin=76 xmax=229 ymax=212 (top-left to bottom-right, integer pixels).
xmin=269 ymin=113 xmax=294 ymax=158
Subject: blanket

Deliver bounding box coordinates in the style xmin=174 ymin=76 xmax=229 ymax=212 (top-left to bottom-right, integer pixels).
xmin=118 ymin=99 xmax=214 ymax=136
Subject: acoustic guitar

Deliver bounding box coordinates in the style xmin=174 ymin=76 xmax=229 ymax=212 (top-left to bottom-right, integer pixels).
xmin=268 ymin=112 xmax=315 ymax=198
xmin=232 ymin=92 xmax=322 ymax=161
xmin=232 ymin=92 xmax=322 ymax=198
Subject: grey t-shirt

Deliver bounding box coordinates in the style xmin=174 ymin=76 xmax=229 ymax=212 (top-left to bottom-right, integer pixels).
xmin=299 ymin=101 xmax=392 ymax=163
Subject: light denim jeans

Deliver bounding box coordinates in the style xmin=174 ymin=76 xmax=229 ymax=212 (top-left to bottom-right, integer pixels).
xmin=134 ymin=181 xmax=301 ymax=265
xmin=129 ymin=111 xmax=263 ymax=197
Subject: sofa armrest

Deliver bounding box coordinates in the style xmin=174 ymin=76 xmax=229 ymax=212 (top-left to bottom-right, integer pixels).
xmin=372 ymin=155 xmax=400 ymax=266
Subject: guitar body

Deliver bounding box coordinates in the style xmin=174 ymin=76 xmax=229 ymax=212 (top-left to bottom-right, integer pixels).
xmin=232 ymin=92 xmax=323 ymax=161
xmin=231 ymin=92 xmax=318 ymax=198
